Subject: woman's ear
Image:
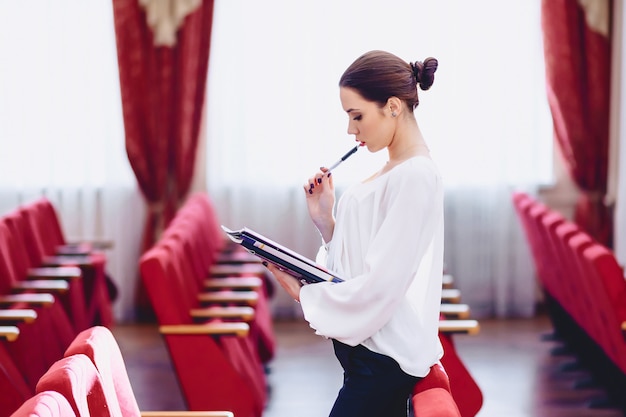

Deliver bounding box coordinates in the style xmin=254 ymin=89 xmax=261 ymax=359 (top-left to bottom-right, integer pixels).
xmin=387 ymin=96 xmax=402 ymax=117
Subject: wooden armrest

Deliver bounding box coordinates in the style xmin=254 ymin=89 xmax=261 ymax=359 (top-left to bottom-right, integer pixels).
xmin=441 ymin=289 xmax=461 ymax=304
xmin=27 ymin=267 xmax=82 ymax=280
xmin=438 ymin=319 xmax=480 ymax=335
xmin=442 ymin=274 xmax=454 ymax=289
xmin=64 ymin=239 xmax=114 ymax=250
xmin=198 ymin=291 xmax=259 ymax=306
xmin=0 ymin=309 xmax=37 ymax=323
xmin=209 ymin=264 xmax=266 ymax=277
xmin=190 ymin=306 xmax=255 ymax=321
xmin=203 ymin=277 xmax=262 ymax=290
xmin=0 ymin=326 xmax=19 ymax=341
xmin=440 ymin=303 xmax=470 ymax=319
xmin=159 ymin=322 xmax=249 ymax=337
xmin=0 ymin=293 xmax=55 ymax=307
xmin=216 ymin=251 xmax=262 ymax=264
xmin=42 ymin=255 xmax=92 ymax=267
xmin=141 ymin=411 xmax=234 ymax=417
xmin=15 ymin=280 xmax=69 ymax=293
xmin=56 ymin=245 xmax=90 ymax=256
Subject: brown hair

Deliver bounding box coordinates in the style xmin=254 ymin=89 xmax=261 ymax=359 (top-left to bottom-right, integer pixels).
xmin=339 ymin=50 xmax=438 ymax=111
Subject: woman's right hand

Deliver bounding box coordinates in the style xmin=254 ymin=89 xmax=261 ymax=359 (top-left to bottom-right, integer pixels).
xmin=303 ymin=167 xmax=335 ymax=242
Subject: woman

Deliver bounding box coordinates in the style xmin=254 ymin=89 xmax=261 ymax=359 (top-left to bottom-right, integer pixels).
xmin=265 ymin=50 xmax=444 ymax=417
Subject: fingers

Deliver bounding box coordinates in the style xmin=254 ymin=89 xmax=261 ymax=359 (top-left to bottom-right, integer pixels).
xmin=263 ymin=261 xmax=302 ymax=301
xmin=304 ymin=168 xmax=332 ymax=195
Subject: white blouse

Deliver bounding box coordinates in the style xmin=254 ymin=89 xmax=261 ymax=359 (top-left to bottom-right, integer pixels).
xmin=299 ymin=156 xmax=444 ymax=377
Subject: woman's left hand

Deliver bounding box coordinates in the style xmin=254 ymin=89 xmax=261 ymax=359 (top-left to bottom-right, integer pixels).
xmin=264 ymin=262 xmax=303 ymax=302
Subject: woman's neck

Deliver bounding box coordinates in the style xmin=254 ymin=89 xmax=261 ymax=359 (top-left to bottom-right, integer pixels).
xmin=386 ymin=120 xmax=429 ymax=165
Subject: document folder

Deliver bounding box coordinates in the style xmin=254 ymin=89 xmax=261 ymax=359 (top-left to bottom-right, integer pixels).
xmin=222 ymin=225 xmax=344 ymax=284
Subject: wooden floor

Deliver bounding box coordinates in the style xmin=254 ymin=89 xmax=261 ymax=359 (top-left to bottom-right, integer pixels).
xmin=111 ymin=313 xmax=626 ymax=417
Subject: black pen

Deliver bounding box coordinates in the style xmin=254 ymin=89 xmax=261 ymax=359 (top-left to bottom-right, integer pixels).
xmin=326 ymin=144 xmax=362 ymax=175
xmin=311 ymin=143 xmax=363 ymax=190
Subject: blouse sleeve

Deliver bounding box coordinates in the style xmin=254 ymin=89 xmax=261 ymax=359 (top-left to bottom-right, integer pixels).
xmin=299 ymin=163 xmax=442 ymax=345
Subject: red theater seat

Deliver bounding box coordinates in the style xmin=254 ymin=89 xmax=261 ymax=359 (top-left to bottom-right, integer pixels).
xmin=64 ymin=325 xmax=235 ymax=417
xmin=0 ymin=216 xmax=88 ymax=333
xmin=411 ymin=363 xmax=461 ymax=417
xmin=35 ymin=354 xmax=115 ymax=417
xmin=9 ymin=391 xmax=77 ymax=417
xmin=140 ymin=245 xmax=266 ymax=417
xmin=17 ymin=201 xmax=113 ymax=328
xmin=439 ymin=333 xmax=483 ymax=417
xmin=0 ymin=326 xmax=34 ymax=417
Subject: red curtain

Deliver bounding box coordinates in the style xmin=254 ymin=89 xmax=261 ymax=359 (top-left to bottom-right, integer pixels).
xmin=541 ymin=0 xmax=613 ymax=247
xmin=112 ymin=0 xmax=215 ymax=318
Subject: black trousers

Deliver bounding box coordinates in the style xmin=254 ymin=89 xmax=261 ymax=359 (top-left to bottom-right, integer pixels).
xmin=329 ymin=340 xmax=420 ymax=417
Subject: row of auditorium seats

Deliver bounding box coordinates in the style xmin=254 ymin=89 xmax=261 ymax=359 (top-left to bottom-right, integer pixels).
xmin=138 ymin=192 xmax=483 ymax=417
xmin=512 ymin=191 xmax=626 ymax=412
xmin=8 ymin=324 xmax=234 ymax=417
xmin=0 ymin=197 xmax=116 ymax=417
xmin=139 ymin=193 xmax=276 ymax=417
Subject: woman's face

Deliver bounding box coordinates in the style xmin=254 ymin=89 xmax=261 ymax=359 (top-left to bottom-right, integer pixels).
xmin=339 ymin=87 xmax=394 ymax=153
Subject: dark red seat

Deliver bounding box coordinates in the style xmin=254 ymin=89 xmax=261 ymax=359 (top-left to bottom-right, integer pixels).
xmin=0 ymin=328 xmax=33 ymax=417
xmin=438 ymin=333 xmax=483 ymax=417
xmin=18 ymin=200 xmax=113 ymax=328
xmin=0 ymin=214 xmax=89 ymax=333
xmin=139 ymin=245 xmax=266 ymax=417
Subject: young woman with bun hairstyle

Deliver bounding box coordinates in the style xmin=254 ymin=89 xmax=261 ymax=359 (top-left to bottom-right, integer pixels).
xmin=265 ymin=50 xmax=443 ymax=417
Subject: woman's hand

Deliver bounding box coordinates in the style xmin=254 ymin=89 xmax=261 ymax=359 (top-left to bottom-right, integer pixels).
xmin=264 ymin=262 xmax=303 ymax=302
xmin=304 ymin=167 xmax=335 ymax=242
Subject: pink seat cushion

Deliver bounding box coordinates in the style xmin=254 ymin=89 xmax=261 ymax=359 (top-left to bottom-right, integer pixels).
xmin=35 ymin=354 xmax=116 ymax=417
xmin=64 ymin=326 xmax=141 ymax=417
xmin=10 ymin=391 xmax=77 ymax=417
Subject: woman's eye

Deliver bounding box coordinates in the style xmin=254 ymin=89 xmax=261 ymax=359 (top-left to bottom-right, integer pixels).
xmin=353 ymin=115 xmax=362 ymax=121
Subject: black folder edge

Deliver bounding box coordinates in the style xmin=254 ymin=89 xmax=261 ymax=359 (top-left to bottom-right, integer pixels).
xmin=221 ymin=225 xmax=344 ymax=285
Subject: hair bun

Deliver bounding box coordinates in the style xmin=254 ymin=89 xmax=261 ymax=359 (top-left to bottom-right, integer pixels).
xmin=411 ymin=57 xmax=438 ymax=91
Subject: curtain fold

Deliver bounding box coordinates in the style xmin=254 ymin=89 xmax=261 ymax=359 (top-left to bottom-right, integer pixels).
xmin=541 ymin=0 xmax=613 ymax=247
xmin=112 ymin=0 xmax=214 ymax=318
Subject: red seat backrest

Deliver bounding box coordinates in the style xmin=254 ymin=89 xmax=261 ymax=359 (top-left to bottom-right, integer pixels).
xmin=439 ymin=334 xmax=483 ymax=417
xmin=64 ymin=326 xmax=141 ymax=417
xmin=35 ymin=354 xmax=118 ymax=417
xmin=9 ymin=391 xmax=77 ymax=417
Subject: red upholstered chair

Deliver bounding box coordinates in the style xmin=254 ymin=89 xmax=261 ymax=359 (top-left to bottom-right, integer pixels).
xmin=553 ymin=222 xmax=597 ymax=335
xmin=64 ymin=325 xmax=235 ymax=417
xmin=182 ymin=194 xmax=275 ymax=299
xmin=64 ymin=326 xmax=140 ymax=417
xmin=0 ymin=308 xmax=64 ymax=393
xmin=411 ymin=363 xmax=461 ymax=417
xmin=0 ymin=326 xmax=34 ymax=417
xmin=0 ymin=216 xmax=88 ymax=333
xmin=17 ymin=202 xmax=113 ymax=328
xmin=512 ymin=192 xmax=573 ymax=341
xmin=438 ymin=333 xmax=483 ymax=417
xmin=9 ymin=391 xmax=77 ymax=417
xmin=139 ymin=245 xmax=266 ymax=417
xmin=0 ymin=224 xmax=77 ymax=392
xmin=35 ymin=354 xmax=117 ymax=417
xmin=579 ymin=243 xmax=626 ymax=374
xmin=511 ymin=193 xmax=554 ymax=294
xmin=184 ymin=193 xmax=261 ymax=265
xmin=160 ymin=224 xmax=275 ymax=366
xmin=32 ymin=197 xmax=113 ymax=255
